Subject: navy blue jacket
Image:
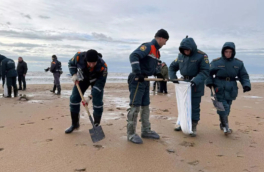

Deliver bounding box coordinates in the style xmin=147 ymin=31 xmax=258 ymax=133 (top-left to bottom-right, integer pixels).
xmin=130 ymin=39 xmax=161 ymax=76
xmin=206 ymin=42 xmax=251 ymax=100
xmin=68 ymin=52 xmax=108 ymax=94
xmin=169 ymin=37 xmax=210 ymax=97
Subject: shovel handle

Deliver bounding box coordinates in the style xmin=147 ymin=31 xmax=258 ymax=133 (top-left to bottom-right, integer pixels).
xmin=75 ymin=82 xmax=92 ymax=117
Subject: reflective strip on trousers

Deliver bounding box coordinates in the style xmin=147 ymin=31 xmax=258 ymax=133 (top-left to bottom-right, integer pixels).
xmin=93 ymin=86 xmax=101 ymax=92
xmin=90 ymin=78 xmax=97 ymax=83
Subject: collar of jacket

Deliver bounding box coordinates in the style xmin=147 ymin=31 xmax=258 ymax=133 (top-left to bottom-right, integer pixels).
xmin=151 ymin=39 xmax=161 ymax=50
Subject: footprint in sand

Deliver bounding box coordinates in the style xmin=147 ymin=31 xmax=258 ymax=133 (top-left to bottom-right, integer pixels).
xmin=75 ymin=168 xmax=86 ymax=171
xmin=106 ymin=123 xmax=113 ymax=126
xmin=166 ymin=149 xmax=175 ymax=154
xmin=27 ymin=122 xmax=34 ymax=124
xmin=46 ymin=139 xmax=53 ymax=142
xmin=188 ymin=160 xmax=199 ymax=166
xmin=93 ymin=145 xmax=104 ymax=150
xmin=217 ymin=155 xmax=224 ymax=157
xmin=108 ymin=109 xmax=114 ymax=111
xmin=21 ymin=124 xmax=25 ymax=125
xmin=49 ymin=128 xmax=53 ymax=130
xmin=180 ymin=141 xmax=195 ymax=147
xmin=0 ymin=148 xmax=4 ymax=151
xmin=0 ymin=126 xmax=4 ymax=128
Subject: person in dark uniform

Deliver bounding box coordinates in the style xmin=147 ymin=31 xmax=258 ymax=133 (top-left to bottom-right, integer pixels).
xmin=65 ymin=49 xmax=107 ymax=134
xmin=0 ymin=54 xmax=18 ymax=98
xmin=45 ymin=55 xmax=62 ymax=95
xmin=160 ymin=62 xmax=168 ymax=93
xmin=17 ymin=57 xmax=28 ymax=90
xmin=127 ymin=29 xmax=169 ymax=144
xmin=206 ymin=42 xmax=251 ymax=135
xmin=169 ymin=36 xmax=210 ymax=137
xmin=152 ymin=62 xmax=162 ymax=92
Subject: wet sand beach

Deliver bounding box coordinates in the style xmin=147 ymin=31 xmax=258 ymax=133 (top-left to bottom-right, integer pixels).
xmin=0 ymin=83 xmax=264 ymax=172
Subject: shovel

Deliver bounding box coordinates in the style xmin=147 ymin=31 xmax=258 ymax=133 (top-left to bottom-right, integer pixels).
xmin=211 ymin=87 xmax=225 ymax=111
xmin=75 ymin=81 xmax=105 ymax=143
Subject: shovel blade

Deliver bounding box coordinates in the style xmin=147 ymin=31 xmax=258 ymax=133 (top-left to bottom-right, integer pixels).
xmin=211 ymin=98 xmax=225 ymax=111
xmin=89 ymin=126 xmax=105 ymax=143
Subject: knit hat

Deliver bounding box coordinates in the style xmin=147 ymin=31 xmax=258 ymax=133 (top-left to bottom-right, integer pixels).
xmin=155 ymin=29 xmax=169 ymax=40
xmin=85 ymin=49 xmax=98 ymax=62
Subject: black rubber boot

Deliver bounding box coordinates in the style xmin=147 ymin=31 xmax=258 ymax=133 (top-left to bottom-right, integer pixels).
xmin=174 ymin=126 xmax=182 ymax=131
xmin=50 ymin=85 xmax=56 ymax=93
xmin=56 ymin=85 xmax=61 ymax=95
xmin=65 ymin=112 xmax=80 ymax=134
xmin=14 ymin=87 xmax=18 ymax=97
xmin=220 ymin=116 xmax=232 ymax=135
xmin=190 ymin=121 xmax=198 ymax=137
xmin=93 ymin=114 xmax=102 ymax=127
xmin=6 ymin=86 xmax=12 ymax=98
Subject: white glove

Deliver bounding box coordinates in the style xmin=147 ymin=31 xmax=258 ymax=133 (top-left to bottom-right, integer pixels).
xmin=71 ymin=74 xmax=78 ymax=83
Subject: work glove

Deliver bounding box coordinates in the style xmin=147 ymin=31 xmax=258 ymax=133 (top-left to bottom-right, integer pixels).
xmin=243 ymin=86 xmax=251 ymax=93
xmin=86 ymin=95 xmax=92 ymax=104
xmin=44 ymin=67 xmax=50 ymax=72
xmin=71 ymin=74 xmax=78 ymax=83
xmin=136 ymin=74 xmax=145 ymax=82
xmin=191 ymin=81 xmax=196 ymax=87
xmin=206 ymin=84 xmax=215 ymax=88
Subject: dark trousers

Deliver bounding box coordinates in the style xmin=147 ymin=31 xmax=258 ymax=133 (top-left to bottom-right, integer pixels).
xmin=159 ymin=81 xmax=167 ymax=93
xmin=191 ymin=96 xmax=202 ymax=122
xmin=70 ymin=78 xmax=104 ymax=119
xmin=53 ymin=72 xmax=60 ymax=86
xmin=18 ymin=75 xmax=26 ymax=89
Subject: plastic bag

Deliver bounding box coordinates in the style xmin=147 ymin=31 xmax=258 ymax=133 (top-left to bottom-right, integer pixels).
xmin=175 ymin=81 xmax=193 ymax=134
xmin=4 ymin=77 xmax=8 ymax=97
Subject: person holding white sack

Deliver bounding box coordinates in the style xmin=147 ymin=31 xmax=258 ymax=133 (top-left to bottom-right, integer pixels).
xmin=169 ymin=36 xmax=209 ymax=137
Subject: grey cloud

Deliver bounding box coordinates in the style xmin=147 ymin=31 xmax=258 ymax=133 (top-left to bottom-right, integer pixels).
xmin=0 ymin=29 xmax=139 ymax=44
xmin=6 ymin=22 xmax=11 ymax=25
xmin=39 ymin=15 xmax=50 ymax=19
xmin=92 ymin=32 xmax=113 ymax=41
xmin=20 ymin=13 xmax=31 ymax=19
xmin=0 ymin=42 xmax=43 ymax=48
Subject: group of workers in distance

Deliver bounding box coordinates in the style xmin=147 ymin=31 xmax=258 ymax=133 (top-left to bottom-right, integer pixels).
xmin=0 ymin=28 xmax=251 ymax=145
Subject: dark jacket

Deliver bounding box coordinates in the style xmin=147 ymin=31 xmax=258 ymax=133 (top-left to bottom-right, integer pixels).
xmin=161 ymin=63 xmax=169 ymax=79
xmin=0 ymin=55 xmax=17 ymax=84
xmin=68 ymin=51 xmax=108 ymax=94
xmin=129 ymin=39 xmax=161 ymax=76
xmin=206 ymin=42 xmax=251 ymax=100
xmin=169 ymin=37 xmax=210 ymax=97
xmin=50 ymin=58 xmax=61 ymax=73
xmin=17 ymin=60 xmax=28 ymax=75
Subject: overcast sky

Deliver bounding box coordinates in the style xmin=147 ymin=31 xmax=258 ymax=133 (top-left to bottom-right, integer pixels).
xmin=0 ymin=0 xmax=263 ymax=74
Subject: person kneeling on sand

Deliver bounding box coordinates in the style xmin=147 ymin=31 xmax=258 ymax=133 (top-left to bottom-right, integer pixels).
xmin=66 ymin=50 xmax=108 ymax=134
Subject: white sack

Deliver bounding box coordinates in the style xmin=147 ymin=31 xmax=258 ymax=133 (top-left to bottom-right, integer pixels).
xmin=175 ymin=81 xmax=193 ymax=134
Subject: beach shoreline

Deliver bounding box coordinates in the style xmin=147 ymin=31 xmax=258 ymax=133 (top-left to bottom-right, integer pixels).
xmin=0 ymin=82 xmax=264 ymax=172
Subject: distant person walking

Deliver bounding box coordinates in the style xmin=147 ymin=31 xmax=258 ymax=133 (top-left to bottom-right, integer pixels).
xmin=152 ymin=62 xmax=162 ymax=91
xmin=159 ymin=62 xmax=168 ymax=93
xmin=17 ymin=57 xmax=28 ymax=90
xmin=45 ymin=55 xmax=62 ymax=95
xmin=0 ymin=54 xmax=18 ymax=97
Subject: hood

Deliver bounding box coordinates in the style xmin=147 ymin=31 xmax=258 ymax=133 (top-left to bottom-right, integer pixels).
xmin=179 ymin=37 xmax=197 ymax=56
xmin=0 ymin=54 xmax=7 ymax=63
xmin=221 ymin=42 xmax=236 ymax=59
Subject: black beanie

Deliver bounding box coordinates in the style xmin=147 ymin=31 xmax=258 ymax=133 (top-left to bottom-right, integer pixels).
xmin=52 ymin=55 xmax=57 ymax=59
xmin=85 ymin=49 xmax=98 ymax=62
xmin=155 ymin=29 xmax=169 ymax=40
